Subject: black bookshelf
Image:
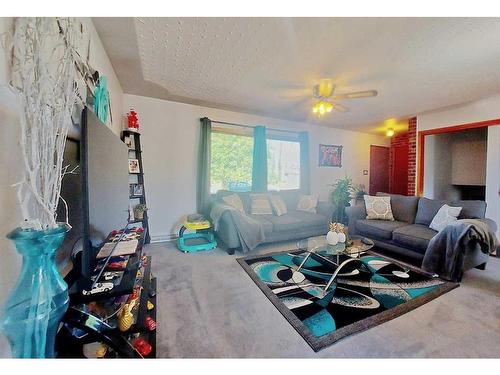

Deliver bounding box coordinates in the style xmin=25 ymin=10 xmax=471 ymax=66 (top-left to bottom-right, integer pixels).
xmin=121 ymin=130 xmax=151 ymax=244
xmin=56 ymin=230 xmax=157 ymax=358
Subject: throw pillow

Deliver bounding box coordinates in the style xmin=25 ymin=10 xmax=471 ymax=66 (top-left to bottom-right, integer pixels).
xmin=364 ymin=195 xmax=395 ymax=221
xmin=269 ymin=195 xmax=287 ymax=216
xmin=429 ymin=204 xmax=462 ymax=232
xmin=296 ymin=195 xmax=318 ymax=213
xmin=250 ymin=194 xmax=273 ymax=215
xmin=222 ymin=193 xmax=245 ymax=214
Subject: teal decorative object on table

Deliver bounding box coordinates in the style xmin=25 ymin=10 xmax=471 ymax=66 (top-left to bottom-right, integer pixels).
xmin=0 ymin=224 xmax=70 ymax=358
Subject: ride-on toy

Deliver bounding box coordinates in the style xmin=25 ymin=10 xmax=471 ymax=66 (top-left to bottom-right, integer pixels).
xmin=177 ymin=214 xmax=217 ymax=253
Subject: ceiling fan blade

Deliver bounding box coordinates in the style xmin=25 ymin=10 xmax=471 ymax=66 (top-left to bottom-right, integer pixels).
xmin=331 ymin=90 xmax=378 ymax=100
xmin=331 ymin=103 xmax=349 ymax=113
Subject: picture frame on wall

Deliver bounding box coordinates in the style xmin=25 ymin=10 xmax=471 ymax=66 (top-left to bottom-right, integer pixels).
xmin=124 ymin=135 xmax=135 ymax=150
xmin=131 ymin=184 xmax=144 ymax=196
xmin=318 ymin=144 xmax=343 ymax=167
xmin=128 ymin=159 xmax=141 ymax=174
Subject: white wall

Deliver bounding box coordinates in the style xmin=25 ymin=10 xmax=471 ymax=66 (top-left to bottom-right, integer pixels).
xmin=423 ymin=134 xmax=454 ymax=200
xmin=124 ymin=94 xmax=389 ymax=242
xmin=418 ymin=95 xmax=500 ymax=238
xmin=0 ymin=17 xmax=123 ymax=357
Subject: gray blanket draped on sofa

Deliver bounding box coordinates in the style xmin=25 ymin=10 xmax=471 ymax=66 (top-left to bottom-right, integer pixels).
xmin=210 ymin=203 xmax=266 ymax=253
xmin=422 ymin=219 xmax=498 ymax=282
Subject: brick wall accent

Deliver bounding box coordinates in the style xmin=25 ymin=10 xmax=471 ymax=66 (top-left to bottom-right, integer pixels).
xmin=407 ymin=117 xmax=417 ymax=196
xmin=389 ymin=117 xmax=417 ymax=195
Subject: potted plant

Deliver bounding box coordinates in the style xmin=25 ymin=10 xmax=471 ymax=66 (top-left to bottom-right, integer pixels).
xmin=0 ymin=18 xmax=84 ymax=358
xmin=329 ymin=175 xmax=353 ymax=224
xmin=134 ymin=204 xmax=148 ymax=220
xmin=352 ymin=183 xmax=367 ymax=206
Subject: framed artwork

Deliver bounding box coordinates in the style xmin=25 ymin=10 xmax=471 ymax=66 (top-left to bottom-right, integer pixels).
xmin=124 ymin=135 xmax=135 ymax=150
xmin=132 ymin=184 xmax=143 ymax=196
xmin=318 ymin=144 xmax=343 ymax=167
xmin=128 ymin=159 xmax=140 ymax=174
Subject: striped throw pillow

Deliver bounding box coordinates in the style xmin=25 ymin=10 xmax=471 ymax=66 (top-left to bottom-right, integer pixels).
xmin=250 ymin=194 xmax=273 ymax=215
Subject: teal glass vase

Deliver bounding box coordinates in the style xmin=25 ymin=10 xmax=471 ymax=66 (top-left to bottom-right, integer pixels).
xmin=0 ymin=224 xmax=70 ymax=358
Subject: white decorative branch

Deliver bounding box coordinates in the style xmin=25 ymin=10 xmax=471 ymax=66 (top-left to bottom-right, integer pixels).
xmin=10 ymin=18 xmax=83 ymax=230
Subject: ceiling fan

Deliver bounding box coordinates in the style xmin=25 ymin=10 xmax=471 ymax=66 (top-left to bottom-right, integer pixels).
xmin=312 ymin=79 xmax=377 ymax=116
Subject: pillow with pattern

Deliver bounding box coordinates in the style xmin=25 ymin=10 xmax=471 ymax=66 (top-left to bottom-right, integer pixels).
xmin=269 ymin=195 xmax=287 ymax=216
xmin=364 ymin=195 xmax=395 ymax=221
xmin=250 ymin=194 xmax=273 ymax=215
xmin=222 ymin=193 xmax=245 ymax=214
xmin=429 ymin=204 xmax=462 ymax=232
xmin=296 ymin=195 xmax=318 ymax=213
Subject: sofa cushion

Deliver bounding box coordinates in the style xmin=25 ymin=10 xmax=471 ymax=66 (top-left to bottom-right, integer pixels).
xmin=392 ymin=224 xmax=438 ymax=254
xmin=415 ymin=197 xmax=447 ymax=226
xmin=248 ymin=214 xmax=273 ymax=236
xmin=288 ymin=210 xmax=328 ymax=227
xmin=265 ymin=210 xmax=327 ymax=232
xmin=451 ymin=200 xmax=486 ymax=219
xmin=377 ymin=192 xmax=419 ymax=223
xmin=356 ymin=219 xmax=408 ymax=240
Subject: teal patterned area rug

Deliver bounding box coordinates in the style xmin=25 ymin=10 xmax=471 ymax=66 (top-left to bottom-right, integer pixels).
xmin=237 ymin=249 xmax=458 ymax=352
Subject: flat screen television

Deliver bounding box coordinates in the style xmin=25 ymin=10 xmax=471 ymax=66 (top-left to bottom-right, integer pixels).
xmin=59 ymin=107 xmax=130 ymax=289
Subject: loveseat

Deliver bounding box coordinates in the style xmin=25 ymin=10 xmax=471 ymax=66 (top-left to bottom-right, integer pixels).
xmin=211 ymin=190 xmax=334 ymax=254
xmin=345 ymin=193 xmax=497 ymax=270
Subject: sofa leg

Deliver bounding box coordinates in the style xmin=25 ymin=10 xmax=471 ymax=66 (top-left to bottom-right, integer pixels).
xmin=227 ymin=247 xmax=236 ymax=255
xmin=475 ymin=262 xmax=487 ymax=271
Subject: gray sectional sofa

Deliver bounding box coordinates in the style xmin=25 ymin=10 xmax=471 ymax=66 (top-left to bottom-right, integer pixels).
xmin=211 ymin=190 xmax=334 ymax=254
xmin=346 ymin=192 xmax=496 ymax=269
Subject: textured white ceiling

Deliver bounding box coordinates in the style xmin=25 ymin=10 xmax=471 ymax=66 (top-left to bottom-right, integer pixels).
xmin=93 ymin=17 xmax=500 ymax=133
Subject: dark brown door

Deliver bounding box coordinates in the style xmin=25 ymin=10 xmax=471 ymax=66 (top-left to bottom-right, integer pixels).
xmin=391 ymin=144 xmax=409 ymax=195
xmin=369 ymin=145 xmax=390 ymax=195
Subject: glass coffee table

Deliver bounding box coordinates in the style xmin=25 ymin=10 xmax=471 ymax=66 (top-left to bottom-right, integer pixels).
xmin=292 ymin=235 xmax=374 ymax=292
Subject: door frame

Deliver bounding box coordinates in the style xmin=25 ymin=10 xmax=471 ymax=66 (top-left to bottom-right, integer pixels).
xmin=417 ymin=118 xmax=500 ymax=196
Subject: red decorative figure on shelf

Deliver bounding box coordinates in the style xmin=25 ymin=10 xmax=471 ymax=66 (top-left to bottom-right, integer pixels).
xmin=133 ymin=338 xmax=152 ymax=356
xmin=144 ymin=316 xmax=156 ymax=331
xmin=127 ymin=109 xmax=140 ymax=132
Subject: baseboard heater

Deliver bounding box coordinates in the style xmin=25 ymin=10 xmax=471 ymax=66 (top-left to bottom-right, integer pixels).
xmin=150 ymin=233 xmax=178 ymax=243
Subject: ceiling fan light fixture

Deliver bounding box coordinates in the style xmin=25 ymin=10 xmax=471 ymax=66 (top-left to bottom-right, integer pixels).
xmin=312 ymin=101 xmax=333 ymax=116
xmin=386 ymin=127 xmax=395 ymax=137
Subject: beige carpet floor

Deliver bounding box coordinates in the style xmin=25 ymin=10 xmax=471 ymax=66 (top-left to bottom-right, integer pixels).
xmin=146 ymin=240 xmax=500 ymax=358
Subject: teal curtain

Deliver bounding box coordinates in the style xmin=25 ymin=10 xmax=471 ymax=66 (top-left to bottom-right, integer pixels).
xmin=197 ymin=118 xmax=211 ymax=215
xmin=252 ymin=126 xmax=268 ymax=192
xmin=299 ymin=131 xmax=310 ymax=194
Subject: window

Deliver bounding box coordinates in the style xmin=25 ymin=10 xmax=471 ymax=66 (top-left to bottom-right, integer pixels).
xmin=267 ymin=139 xmax=300 ymax=191
xmin=210 ymin=131 xmax=253 ymax=193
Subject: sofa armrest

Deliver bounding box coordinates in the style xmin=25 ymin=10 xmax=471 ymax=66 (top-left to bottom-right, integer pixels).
xmin=477 ymin=218 xmax=498 ymax=235
xmin=345 ymin=204 xmax=366 ymax=235
xmin=210 ymin=202 xmax=242 ymax=250
xmin=317 ymin=201 xmax=334 ymax=221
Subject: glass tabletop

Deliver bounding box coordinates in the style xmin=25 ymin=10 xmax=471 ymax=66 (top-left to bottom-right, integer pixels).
xmin=296 ymin=235 xmax=374 ymax=257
